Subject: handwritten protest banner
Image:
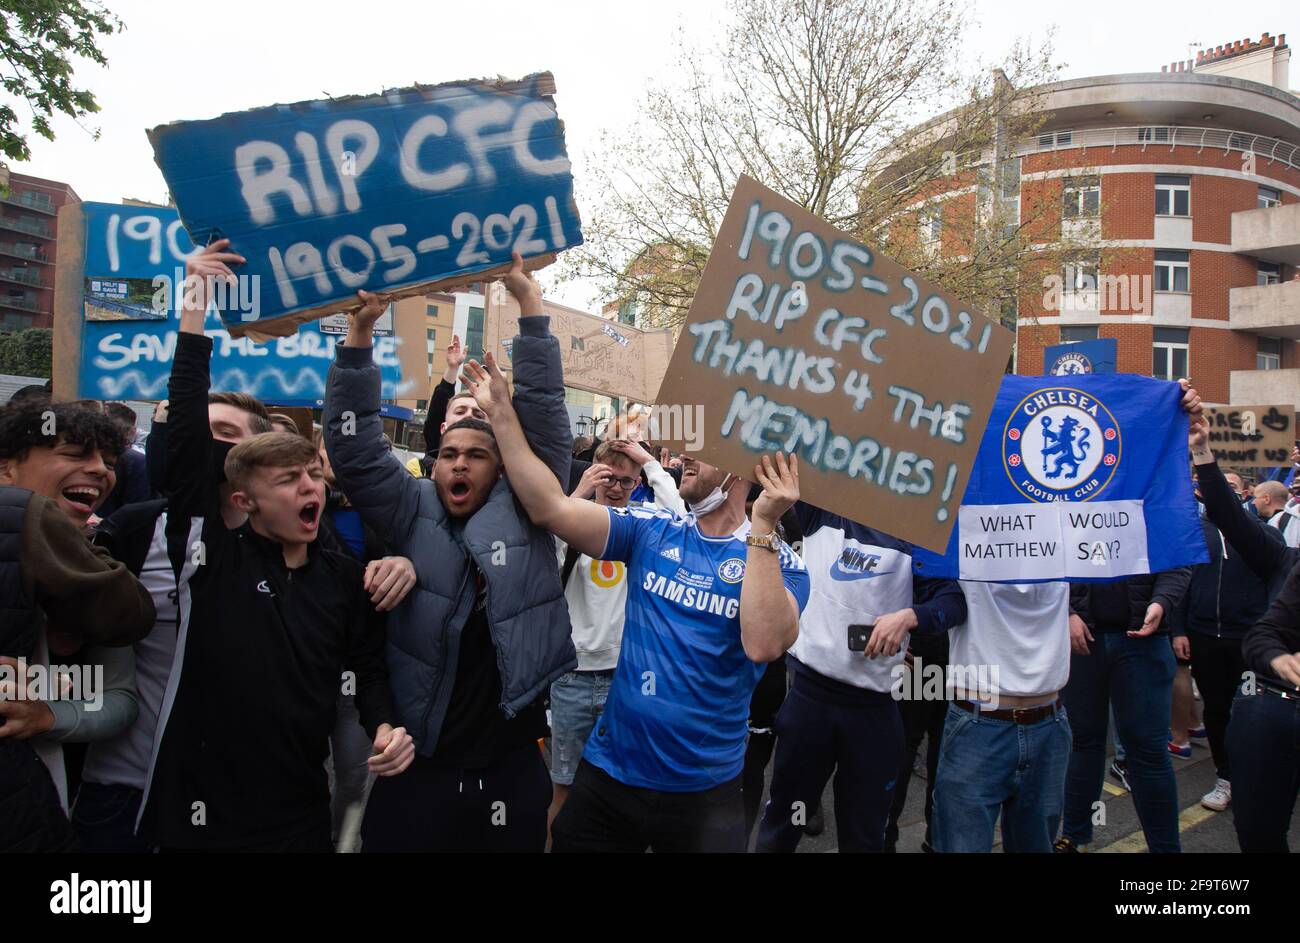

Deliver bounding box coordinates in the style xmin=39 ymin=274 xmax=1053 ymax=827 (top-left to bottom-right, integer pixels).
xmin=483 ymin=282 xmax=675 ymax=405
xmin=52 ymin=202 xmax=410 ymax=403
xmin=1202 ymin=404 xmax=1295 ymax=467
xmin=654 ymin=176 xmax=1013 ymax=552
xmin=147 ymin=72 xmax=583 ymax=339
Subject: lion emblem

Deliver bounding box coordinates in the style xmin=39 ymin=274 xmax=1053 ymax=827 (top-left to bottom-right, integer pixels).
xmin=1039 ymin=414 xmax=1092 ymax=480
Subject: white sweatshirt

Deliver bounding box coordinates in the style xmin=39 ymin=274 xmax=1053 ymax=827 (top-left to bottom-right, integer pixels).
xmin=559 ymin=460 xmax=685 ymax=671
xmin=948 ymin=581 xmax=1071 ymax=700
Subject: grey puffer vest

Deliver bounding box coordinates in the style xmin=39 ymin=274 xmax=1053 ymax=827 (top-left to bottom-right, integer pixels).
xmin=324 ymin=318 xmax=577 ymax=755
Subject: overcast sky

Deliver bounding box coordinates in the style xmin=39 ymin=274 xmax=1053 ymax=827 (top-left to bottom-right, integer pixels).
xmin=9 ymin=0 xmax=1293 ymax=308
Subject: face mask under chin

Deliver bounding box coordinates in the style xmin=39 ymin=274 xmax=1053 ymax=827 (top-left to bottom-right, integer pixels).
xmin=689 ymin=474 xmax=735 ymax=516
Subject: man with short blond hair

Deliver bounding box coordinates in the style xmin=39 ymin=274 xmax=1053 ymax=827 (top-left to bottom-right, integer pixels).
xmin=140 ymin=240 xmax=413 ymax=852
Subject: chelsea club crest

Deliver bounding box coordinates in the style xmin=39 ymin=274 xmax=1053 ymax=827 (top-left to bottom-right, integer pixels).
xmin=1003 ymin=387 xmax=1122 ymax=502
xmin=1049 ymin=351 xmax=1093 ymax=375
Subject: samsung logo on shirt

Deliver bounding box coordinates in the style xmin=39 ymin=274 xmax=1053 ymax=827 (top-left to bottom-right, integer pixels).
xmin=642 ymin=570 xmax=740 ymax=619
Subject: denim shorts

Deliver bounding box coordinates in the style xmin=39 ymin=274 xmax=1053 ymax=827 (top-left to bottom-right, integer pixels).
xmin=549 ymin=670 xmax=614 ymax=786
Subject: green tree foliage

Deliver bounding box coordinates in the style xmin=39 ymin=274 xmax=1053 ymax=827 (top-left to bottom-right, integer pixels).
xmin=0 ymin=0 xmax=122 ymax=167
xmin=0 ymin=326 xmax=52 ymax=377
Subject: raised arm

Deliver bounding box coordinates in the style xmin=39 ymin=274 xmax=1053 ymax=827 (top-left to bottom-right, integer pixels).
xmin=323 ymin=292 xmax=424 ymax=547
xmin=421 ymin=335 xmax=462 ymax=460
xmin=166 ymin=240 xmax=247 ymax=522
xmin=502 ymin=256 xmax=571 ymax=488
xmin=463 ymin=355 xmax=609 ymax=557
xmin=1191 ymin=420 xmax=1287 ymax=582
xmin=741 ymin=453 xmax=802 ymax=663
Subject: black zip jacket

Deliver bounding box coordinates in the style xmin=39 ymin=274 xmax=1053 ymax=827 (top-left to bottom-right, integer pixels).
xmin=1195 ymin=458 xmax=1300 ymax=680
xmin=141 ymin=331 xmax=394 ymax=850
xmin=1069 ymin=569 xmax=1189 ymax=635
xmin=1174 ymin=513 xmax=1280 ymax=640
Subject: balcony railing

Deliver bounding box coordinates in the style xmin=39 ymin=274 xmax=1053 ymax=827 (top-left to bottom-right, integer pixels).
xmin=0 ymin=294 xmax=45 ymax=313
xmin=0 ymin=241 xmax=48 ymax=263
xmin=0 ymin=216 xmax=51 ymax=238
xmin=877 ymin=124 xmax=1300 ymax=201
xmin=0 ymin=192 xmax=55 ymax=215
xmin=1010 ymin=125 xmax=1300 ymax=173
xmin=0 ymin=268 xmax=42 ymax=287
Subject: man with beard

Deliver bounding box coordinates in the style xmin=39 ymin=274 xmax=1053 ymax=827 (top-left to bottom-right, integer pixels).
xmin=461 ymin=353 xmax=809 ymax=853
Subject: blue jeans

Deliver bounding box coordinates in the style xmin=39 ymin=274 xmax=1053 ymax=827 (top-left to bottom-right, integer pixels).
xmin=1060 ymin=632 xmax=1180 ymax=851
xmin=931 ymin=702 xmax=1071 ymax=852
xmin=549 ymin=670 xmax=613 ymax=786
xmin=71 ymin=781 xmax=149 ymax=853
xmin=1227 ymin=688 xmax=1300 ymax=852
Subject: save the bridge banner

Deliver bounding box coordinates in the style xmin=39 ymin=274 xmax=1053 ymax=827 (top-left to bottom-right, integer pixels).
xmin=911 ymin=374 xmax=1208 ymax=582
xmin=60 ymin=202 xmax=407 ymax=403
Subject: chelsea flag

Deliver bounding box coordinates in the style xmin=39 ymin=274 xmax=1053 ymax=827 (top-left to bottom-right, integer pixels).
xmin=913 ymin=374 xmax=1208 ymax=582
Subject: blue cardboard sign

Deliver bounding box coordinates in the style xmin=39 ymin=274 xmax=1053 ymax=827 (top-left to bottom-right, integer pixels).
xmin=1044 ymin=338 xmax=1117 ymax=375
xmin=147 ymin=72 xmax=583 ymax=336
xmin=76 ymin=202 xmax=408 ymax=403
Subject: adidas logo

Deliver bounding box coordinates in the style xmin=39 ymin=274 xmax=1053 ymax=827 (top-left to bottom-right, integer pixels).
xmin=660 ymin=546 xmax=682 ymax=563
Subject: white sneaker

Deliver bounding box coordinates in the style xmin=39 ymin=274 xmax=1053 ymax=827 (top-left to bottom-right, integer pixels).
xmin=1201 ymin=779 xmax=1231 ymax=812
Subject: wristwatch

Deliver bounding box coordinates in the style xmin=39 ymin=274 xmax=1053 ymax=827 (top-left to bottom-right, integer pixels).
xmin=746 ymin=530 xmax=780 ymax=553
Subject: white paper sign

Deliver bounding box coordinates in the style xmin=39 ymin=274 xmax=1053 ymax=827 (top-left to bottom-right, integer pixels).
xmin=957 ymin=500 xmax=1149 ymax=581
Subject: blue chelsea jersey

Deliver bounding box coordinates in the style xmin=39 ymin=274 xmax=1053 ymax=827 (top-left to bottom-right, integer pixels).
xmin=581 ymin=505 xmax=810 ymax=791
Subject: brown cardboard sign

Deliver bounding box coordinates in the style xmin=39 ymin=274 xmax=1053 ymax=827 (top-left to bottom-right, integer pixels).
xmin=1202 ymin=404 xmax=1295 ymax=467
xmin=483 ymin=283 xmax=675 ymax=404
xmin=653 ymin=175 xmax=1014 ymax=552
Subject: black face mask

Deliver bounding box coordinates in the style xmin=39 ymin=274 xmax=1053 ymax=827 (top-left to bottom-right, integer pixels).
xmin=211 ymin=438 xmax=235 ymax=484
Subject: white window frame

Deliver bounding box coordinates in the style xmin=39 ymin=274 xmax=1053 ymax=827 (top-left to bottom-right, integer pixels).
xmin=1257 ymin=336 xmax=1282 ymax=370
xmin=1062 ymin=176 xmax=1100 ymax=220
xmin=1258 ymin=186 xmax=1282 ymax=209
xmin=1154 ymin=251 xmax=1190 ymax=293
xmin=1155 ymin=176 xmax=1190 ymax=217
xmin=1258 ymin=262 xmax=1282 ymax=287
xmin=1152 ymin=329 xmax=1189 ymax=381
xmin=919 ymin=205 xmax=942 ymax=249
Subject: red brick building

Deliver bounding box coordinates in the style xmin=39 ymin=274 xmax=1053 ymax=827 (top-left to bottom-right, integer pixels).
xmin=0 ymin=169 xmax=80 ymax=331
xmin=917 ymin=33 xmax=1300 ymax=407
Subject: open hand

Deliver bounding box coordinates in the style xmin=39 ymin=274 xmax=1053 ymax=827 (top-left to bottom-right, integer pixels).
xmin=462 ymin=352 xmax=511 ymax=419
xmin=1129 ymin=602 xmax=1164 ymax=637
xmin=752 ymin=453 xmax=799 ymax=529
xmin=184 ymin=239 xmax=245 ymax=313
xmin=444 ymin=335 xmax=465 ymax=376
xmin=573 ymin=463 xmax=614 ymax=499
xmin=609 ymin=439 xmax=654 ymax=467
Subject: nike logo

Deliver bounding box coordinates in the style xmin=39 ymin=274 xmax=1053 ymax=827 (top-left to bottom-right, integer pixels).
xmin=828 ymin=561 xmax=894 ymax=581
